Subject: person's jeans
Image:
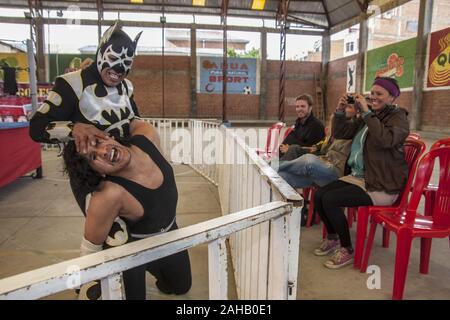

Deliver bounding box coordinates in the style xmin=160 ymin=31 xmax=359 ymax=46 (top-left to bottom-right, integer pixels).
xmin=278 ymin=154 xmax=339 ymax=188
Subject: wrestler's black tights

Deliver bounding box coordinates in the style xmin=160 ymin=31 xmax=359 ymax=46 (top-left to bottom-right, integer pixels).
xmin=123 ymin=223 xmax=192 ymax=300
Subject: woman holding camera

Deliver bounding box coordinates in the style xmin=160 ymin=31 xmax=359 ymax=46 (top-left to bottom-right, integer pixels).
xmin=313 ymin=77 xmax=410 ymax=269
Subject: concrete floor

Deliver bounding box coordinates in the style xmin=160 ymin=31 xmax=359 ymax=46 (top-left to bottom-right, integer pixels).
xmin=0 ymin=130 xmax=449 ymax=300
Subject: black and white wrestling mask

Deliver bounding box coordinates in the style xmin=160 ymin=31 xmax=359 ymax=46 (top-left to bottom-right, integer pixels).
xmin=96 ymin=21 xmax=142 ymax=87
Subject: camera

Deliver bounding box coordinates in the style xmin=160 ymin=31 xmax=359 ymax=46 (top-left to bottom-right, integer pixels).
xmin=346 ymin=95 xmax=355 ymax=104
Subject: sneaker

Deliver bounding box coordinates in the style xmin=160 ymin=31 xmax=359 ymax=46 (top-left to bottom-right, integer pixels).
xmin=313 ymin=239 xmax=340 ymax=256
xmin=324 ymin=247 xmax=354 ymax=269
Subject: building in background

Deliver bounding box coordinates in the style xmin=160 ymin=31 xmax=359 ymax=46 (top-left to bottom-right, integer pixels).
xmin=79 ymin=29 xmax=249 ymax=57
xmin=0 ymin=40 xmax=26 ymax=53
xmin=304 ymin=0 xmax=450 ymax=61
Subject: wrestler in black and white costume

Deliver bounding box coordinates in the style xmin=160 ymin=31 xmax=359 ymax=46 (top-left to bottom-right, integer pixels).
xmin=30 ymin=21 xmax=143 ymax=214
xmin=29 ymin=22 xmax=144 ymax=299
xmin=30 ymin=21 xmax=142 ymax=144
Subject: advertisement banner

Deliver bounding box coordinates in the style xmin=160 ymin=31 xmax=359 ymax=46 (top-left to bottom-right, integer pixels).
xmin=0 ymin=52 xmax=29 ymax=83
xmin=426 ymin=27 xmax=450 ymax=89
xmin=198 ymin=57 xmax=258 ymax=94
xmin=48 ymin=54 xmax=95 ymax=82
xmin=364 ymin=37 xmax=416 ymax=92
xmin=16 ymin=83 xmax=52 ymax=99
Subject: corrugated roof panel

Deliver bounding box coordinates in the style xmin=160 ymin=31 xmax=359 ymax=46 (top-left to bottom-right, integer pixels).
xmin=0 ymin=0 xmax=409 ymax=30
xmin=290 ymin=13 xmax=328 ymax=28
xmin=289 ymin=1 xmax=325 ymax=14
xmin=326 ymin=0 xmax=362 ymax=25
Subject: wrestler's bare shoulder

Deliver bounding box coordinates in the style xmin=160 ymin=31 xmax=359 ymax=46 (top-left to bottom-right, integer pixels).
xmin=130 ymin=120 xmax=161 ymax=150
xmin=92 ymin=180 xmax=125 ymax=203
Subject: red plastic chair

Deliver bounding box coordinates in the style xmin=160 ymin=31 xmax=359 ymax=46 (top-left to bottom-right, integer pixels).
xmin=256 ymin=122 xmax=287 ymax=161
xmin=408 ymin=132 xmax=421 ymax=140
xmin=422 ymin=138 xmax=450 ymax=217
xmin=353 ymin=137 xmax=426 ymax=269
xmin=360 ymin=146 xmax=450 ymax=300
xmin=352 ymin=133 xmax=421 ymax=239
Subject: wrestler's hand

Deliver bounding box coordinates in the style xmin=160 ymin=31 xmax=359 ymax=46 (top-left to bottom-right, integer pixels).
xmin=72 ymin=123 xmax=109 ymax=154
xmin=280 ymin=144 xmax=290 ymax=154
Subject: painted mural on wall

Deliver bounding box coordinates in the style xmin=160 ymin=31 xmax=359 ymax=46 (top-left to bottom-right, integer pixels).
xmin=347 ymin=60 xmax=357 ymax=93
xmin=48 ymin=54 xmax=95 ymax=82
xmin=199 ymin=57 xmax=258 ymax=94
xmin=426 ymin=27 xmax=450 ymax=89
xmin=364 ymin=37 xmax=416 ymax=92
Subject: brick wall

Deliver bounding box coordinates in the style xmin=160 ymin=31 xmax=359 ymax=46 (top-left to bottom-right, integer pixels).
xmin=127 ymin=54 xmax=449 ymax=133
xmin=422 ymin=90 xmax=450 ymax=133
xmin=196 ymin=94 xmax=260 ymax=119
xmin=128 ymin=55 xmax=191 ymax=117
xmin=266 ymin=60 xmax=321 ymax=123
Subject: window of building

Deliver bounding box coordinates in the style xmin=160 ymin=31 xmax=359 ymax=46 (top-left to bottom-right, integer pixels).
xmin=406 ymin=21 xmax=418 ymax=33
xmin=381 ymin=7 xmax=399 ymax=20
xmin=346 ymin=42 xmax=354 ymax=53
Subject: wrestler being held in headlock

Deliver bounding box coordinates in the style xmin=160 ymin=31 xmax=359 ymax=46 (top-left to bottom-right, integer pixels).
xmin=63 ymin=120 xmax=192 ymax=300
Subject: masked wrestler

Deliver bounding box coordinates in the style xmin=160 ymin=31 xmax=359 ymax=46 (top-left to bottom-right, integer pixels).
xmin=29 ymin=22 xmax=149 ymax=297
xmin=30 ymin=22 xmax=145 ymax=232
xmin=30 ymin=21 xmax=144 ymax=212
xmin=63 ymin=120 xmax=192 ymax=300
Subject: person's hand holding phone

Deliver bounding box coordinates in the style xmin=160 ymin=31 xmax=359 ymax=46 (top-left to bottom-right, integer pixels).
xmin=336 ymin=94 xmax=348 ymax=112
xmin=354 ymin=94 xmax=370 ymax=113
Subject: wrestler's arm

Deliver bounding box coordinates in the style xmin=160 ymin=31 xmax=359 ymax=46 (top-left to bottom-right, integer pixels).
xmin=130 ymin=119 xmax=162 ymax=150
xmin=29 ymin=77 xmax=77 ymax=143
xmin=84 ymin=183 xmax=123 ymax=245
xmin=29 ymin=77 xmax=108 ymax=152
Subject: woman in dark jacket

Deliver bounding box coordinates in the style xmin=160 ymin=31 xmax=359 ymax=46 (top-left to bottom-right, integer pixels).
xmin=313 ymin=77 xmax=410 ymax=269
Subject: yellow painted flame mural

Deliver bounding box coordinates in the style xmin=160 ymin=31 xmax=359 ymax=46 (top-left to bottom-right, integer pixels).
xmin=428 ymin=29 xmax=450 ymax=87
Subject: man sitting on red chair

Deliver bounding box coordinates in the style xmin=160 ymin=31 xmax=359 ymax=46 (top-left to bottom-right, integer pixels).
xmin=279 ymin=94 xmax=325 ymax=161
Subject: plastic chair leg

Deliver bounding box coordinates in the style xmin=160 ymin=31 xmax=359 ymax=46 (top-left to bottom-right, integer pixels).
xmin=306 ymin=189 xmax=316 ymax=227
xmin=360 ymin=219 xmax=377 ymax=273
xmin=347 ymin=208 xmax=356 ymax=228
xmin=314 ymin=211 xmax=321 ymax=225
xmin=382 ymin=228 xmax=390 ymax=248
xmin=392 ymin=229 xmax=413 ymax=300
xmin=347 ymin=208 xmax=353 ymax=228
xmin=424 ymin=190 xmax=436 ymax=216
xmin=354 ymin=207 xmax=369 ymax=269
xmin=419 ymin=238 xmax=432 ymax=274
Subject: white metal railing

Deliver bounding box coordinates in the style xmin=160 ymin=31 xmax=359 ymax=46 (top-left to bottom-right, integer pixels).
xmin=217 ymin=128 xmax=303 ymax=299
xmin=0 ymin=201 xmax=292 ymax=300
xmin=142 ymin=118 xmax=221 ymax=185
xmin=144 ymin=118 xmax=304 ymax=299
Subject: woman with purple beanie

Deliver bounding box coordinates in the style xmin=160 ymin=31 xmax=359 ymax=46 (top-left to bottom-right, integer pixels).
xmin=313 ymin=77 xmax=409 ymax=269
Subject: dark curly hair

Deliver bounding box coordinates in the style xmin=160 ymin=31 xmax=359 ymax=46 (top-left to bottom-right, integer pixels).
xmin=63 ymin=141 xmax=103 ymax=190
xmin=63 ymin=137 xmax=132 ymax=190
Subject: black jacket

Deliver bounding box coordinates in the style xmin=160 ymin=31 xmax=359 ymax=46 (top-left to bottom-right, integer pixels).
xmin=281 ymin=113 xmax=325 ymax=148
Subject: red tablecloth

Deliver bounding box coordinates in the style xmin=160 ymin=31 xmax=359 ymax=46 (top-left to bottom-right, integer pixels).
xmin=0 ymin=126 xmax=42 ymax=188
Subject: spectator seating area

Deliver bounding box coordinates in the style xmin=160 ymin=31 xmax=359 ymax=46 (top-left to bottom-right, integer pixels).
xmin=258 ymin=122 xmax=450 ymax=300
